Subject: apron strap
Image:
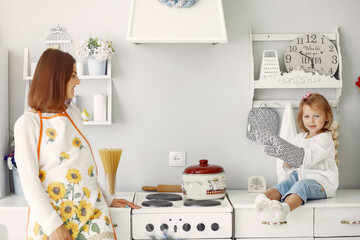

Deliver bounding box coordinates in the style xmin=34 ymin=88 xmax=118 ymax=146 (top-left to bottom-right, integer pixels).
xmin=37 ymin=110 xmax=43 ymax=162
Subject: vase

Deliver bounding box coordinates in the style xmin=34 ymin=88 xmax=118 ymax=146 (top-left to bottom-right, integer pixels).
xmin=12 ymin=168 xmax=24 ymax=196
xmin=87 ymin=56 xmax=106 ymax=76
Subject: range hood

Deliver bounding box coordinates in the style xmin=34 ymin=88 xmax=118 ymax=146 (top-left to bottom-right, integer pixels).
xmin=127 ymin=0 xmax=227 ymax=44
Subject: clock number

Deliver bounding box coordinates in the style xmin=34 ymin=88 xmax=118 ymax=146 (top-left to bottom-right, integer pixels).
xmin=329 ymin=45 xmax=334 ymax=52
xmin=329 ymin=68 xmax=333 ymax=74
xmin=288 ymin=45 xmax=297 ymax=52
xmin=332 ymin=55 xmax=338 ymax=64
xmin=297 ymin=38 xmax=304 ymax=44
xmin=289 ymin=67 xmax=293 ymax=72
xmin=285 ymin=54 xmax=292 ymax=63
xmin=306 ymin=34 xmax=317 ymax=43
xmin=321 ymin=38 xmax=325 ymax=44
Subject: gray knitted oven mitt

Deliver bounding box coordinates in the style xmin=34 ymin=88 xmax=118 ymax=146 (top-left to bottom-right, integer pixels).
xmin=254 ymin=129 xmax=304 ymax=168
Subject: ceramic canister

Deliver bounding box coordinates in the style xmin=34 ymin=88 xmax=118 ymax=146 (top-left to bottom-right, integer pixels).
xmin=181 ymin=159 xmax=226 ymax=200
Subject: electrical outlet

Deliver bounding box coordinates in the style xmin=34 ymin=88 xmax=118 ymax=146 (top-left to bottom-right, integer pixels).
xmin=169 ymin=152 xmax=186 ymax=167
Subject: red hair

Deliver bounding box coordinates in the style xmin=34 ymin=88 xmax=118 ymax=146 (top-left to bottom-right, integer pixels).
xmin=28 ymin=49 xmax=75 ymax=111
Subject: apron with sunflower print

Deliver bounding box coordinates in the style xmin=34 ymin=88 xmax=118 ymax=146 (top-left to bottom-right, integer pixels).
xmin=27 ymin=111 xmax=116 ymax=240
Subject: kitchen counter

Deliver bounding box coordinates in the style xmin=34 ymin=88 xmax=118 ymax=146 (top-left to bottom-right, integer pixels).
xmin=0 ymin=192 xmax=135 ymax=240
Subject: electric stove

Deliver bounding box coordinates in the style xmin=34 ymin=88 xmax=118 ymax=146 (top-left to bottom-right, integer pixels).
xmin=131 ymin=192 xmax=233 ymax=240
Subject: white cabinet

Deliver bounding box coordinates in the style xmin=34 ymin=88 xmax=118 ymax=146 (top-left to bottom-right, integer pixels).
xmin=0 ymin=192 xmax=133 ymax=240
xmin=228 ymin=189 xmax=360 ymax=240
xmin=250 ymin=28 xmax=342 ymax=108
xmin=23 ymin=48 xmax=112 ymax=125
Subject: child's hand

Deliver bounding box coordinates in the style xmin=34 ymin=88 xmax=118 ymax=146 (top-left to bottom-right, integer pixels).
xmin=255 ymin=129 xmax=304 ymax=168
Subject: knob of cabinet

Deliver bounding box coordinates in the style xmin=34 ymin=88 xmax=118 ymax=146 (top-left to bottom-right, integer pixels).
xmin=211 ymin=223 xmax=219 ymax=231
xmin=145 ymin=224 xmax=154 ymax=232
xmin=183 ymin=223 xmax=191 ymax=232
xmin=160 ymin=223 xmax=169 ymax=232
xmin=197 ymin=223 xmax=205 ymax=231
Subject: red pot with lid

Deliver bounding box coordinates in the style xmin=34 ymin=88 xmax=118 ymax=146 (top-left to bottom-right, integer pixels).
xmin=181 ymin=159 xmax=227 ymax=200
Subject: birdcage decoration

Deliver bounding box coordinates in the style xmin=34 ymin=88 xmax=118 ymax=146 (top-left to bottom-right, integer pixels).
xmin=45 ymin=24 xmax=72 ymax=53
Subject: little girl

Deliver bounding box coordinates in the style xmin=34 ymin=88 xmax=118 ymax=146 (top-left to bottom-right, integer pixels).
xmin=253 ymin=92 xmax=339 ymax=222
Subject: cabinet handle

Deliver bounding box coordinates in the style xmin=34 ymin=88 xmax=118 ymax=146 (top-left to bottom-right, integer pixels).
xmin=341 ymin=220 xmax=360 ymax=224
xmin=262 ymin=221 xmax=287 ymax=225
xmin=113 ymin=224 xmax=118 ymax=228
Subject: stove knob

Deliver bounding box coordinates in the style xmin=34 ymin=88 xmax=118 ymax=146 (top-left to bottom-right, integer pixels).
xmin=197 ymin=223 xmax=205 ymax=232
xmin=160 ymin=224 xmax=169 ymax=232
xmin=145 ymin=224 xmax=154 ymax=232
xmin=211 ymin=223 xmax=219 ymax=231
xmin=182 ymin=223 xmax=191 ymax=232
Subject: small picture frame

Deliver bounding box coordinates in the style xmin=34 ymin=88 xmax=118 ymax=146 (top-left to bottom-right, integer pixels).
xmin=248 ymin=176 xmax=266 ymax=193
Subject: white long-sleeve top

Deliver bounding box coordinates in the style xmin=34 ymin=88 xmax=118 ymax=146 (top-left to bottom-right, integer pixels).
xmin=14 ymin=105 xmax=114 ymax=235
xmin=277 ymin=131 xmax=338 ymax=197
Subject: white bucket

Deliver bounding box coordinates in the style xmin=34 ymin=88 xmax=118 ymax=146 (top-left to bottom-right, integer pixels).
xmin=87 ymin=57 xmax=106 ymax=76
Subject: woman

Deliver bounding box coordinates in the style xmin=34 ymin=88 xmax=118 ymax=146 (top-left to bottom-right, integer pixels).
xmin=14 ymin=48 xmax=140 ymax=240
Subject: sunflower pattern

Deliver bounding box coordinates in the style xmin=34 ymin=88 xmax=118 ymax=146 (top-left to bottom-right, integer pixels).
xmin=59 ymin=152 xmax=70 ymax=164
xmin=104 ymin=216 xmax=111 ymax=226
xmin=66 ymin=168 xmax=82 ymax=184
xmin=72 ymin=137 xmax=85 ymax=150
xmin=39 ymin=170 xmax=46 ymax=182
xmin=59 ymin=200 xmax=75 ymax=221
xmin=47 ymin=182 xmax=66 ymax=202
xmin=30 ymin=117 xmax=115 ymax=240
xmin=88 ymin=165 xmax=94 ymax=177
xmin=83 ymin=187 xmax=90 ymax=198
xmin=42 ymin=167 xmax=113 ymax=239
xmin=45 ymin=128 xmax=57 ymax=143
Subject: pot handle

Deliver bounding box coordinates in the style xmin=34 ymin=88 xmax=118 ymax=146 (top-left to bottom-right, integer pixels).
xmin=183 ymin=180 xmax=203 ymax=186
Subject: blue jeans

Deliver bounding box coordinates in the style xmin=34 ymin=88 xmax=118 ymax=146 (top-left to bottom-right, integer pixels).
xmin=273 ymin=171 xmax=327 ymax=204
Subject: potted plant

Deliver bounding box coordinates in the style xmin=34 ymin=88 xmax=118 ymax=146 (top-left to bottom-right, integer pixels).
xmin=76 ymin=37 xmax=115 ymax=76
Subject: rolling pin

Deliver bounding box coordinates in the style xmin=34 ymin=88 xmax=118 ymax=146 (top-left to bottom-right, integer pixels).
xmin=142 ymin=185 xmax=182 ymax=192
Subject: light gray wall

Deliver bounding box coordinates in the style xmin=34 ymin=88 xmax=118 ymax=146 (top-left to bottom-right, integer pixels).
xmin=1 ymin=0 xmax=360 ymax=192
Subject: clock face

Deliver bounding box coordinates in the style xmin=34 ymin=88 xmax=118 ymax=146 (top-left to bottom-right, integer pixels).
xmin=284 ymin=34 xmax=339 ymax=76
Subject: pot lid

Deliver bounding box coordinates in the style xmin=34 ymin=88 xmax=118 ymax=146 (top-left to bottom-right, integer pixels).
xmin=184 ymin=159 xmax=224 ymax=174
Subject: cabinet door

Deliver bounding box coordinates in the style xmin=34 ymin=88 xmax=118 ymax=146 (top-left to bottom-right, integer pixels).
xmin=315 ymin=208 xmax=360 ymax=237
xmin=110 ymin=210 xmax=131 ymax=240
xmin=0 ymin=210 xmax=28 ymax=240
xmin=235 ymin=207 xmax=313 ymax=238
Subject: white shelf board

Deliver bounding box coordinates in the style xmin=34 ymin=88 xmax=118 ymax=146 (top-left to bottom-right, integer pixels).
xmin=127 ymin=0 xmax=227 ymax=43
xmin=83 ymin=120 xmax=112 ymax=126
xmin=23 ymin=75 xmax=111 ymax=81
xmin=252 ymin=100 xmax=338 ymax=109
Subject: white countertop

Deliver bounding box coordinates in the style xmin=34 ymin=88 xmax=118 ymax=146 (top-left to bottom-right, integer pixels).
xmin=227 ymin=189 xmax=360 ymax=208
xmin=0 ymin=192 xmax=135 ymax=211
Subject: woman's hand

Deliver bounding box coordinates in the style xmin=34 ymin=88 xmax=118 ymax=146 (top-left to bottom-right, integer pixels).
xmin=49 ymin=225 xmax=71 ymax=240
xmin=110 ymin=198 xmax=141 ymax=209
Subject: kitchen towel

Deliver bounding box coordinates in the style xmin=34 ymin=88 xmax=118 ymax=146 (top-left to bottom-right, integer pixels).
xmin=276 ymin=103 xmax=297 ymax=183
xmin=93 ymin=94 xmax=107 ymax=122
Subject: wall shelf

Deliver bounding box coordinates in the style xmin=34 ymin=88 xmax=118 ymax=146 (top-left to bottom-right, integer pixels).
xmin=23 ymin=48 xmax=112 ymax=125
xmin=250 ymin=28 xmax=342 ymax=108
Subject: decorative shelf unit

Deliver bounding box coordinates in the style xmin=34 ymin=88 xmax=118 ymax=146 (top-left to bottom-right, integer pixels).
xmin=250 ymin=28 xmax=342 ymax=108
xmin=23 ymin=48 xmax=112 ymax=125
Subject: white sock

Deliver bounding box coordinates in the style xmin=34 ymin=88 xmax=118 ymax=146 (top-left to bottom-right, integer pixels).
xmin=254 ymin=193 xmax=270 ymax=212
xmin=268 ymin=200 xmax=290 ymax=222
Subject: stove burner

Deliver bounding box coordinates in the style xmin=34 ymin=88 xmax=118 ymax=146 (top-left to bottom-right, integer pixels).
xmin=141 ymin=200 xmax=173 ymax=207
xmin=184 ymin=199 xmax=221 ymax=207
xmin=145 ymin=193 xmax=182 ymax=201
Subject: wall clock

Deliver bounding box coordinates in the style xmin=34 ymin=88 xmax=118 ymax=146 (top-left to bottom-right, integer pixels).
xmin=284 ymin=34 xmax=339 ymax=77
